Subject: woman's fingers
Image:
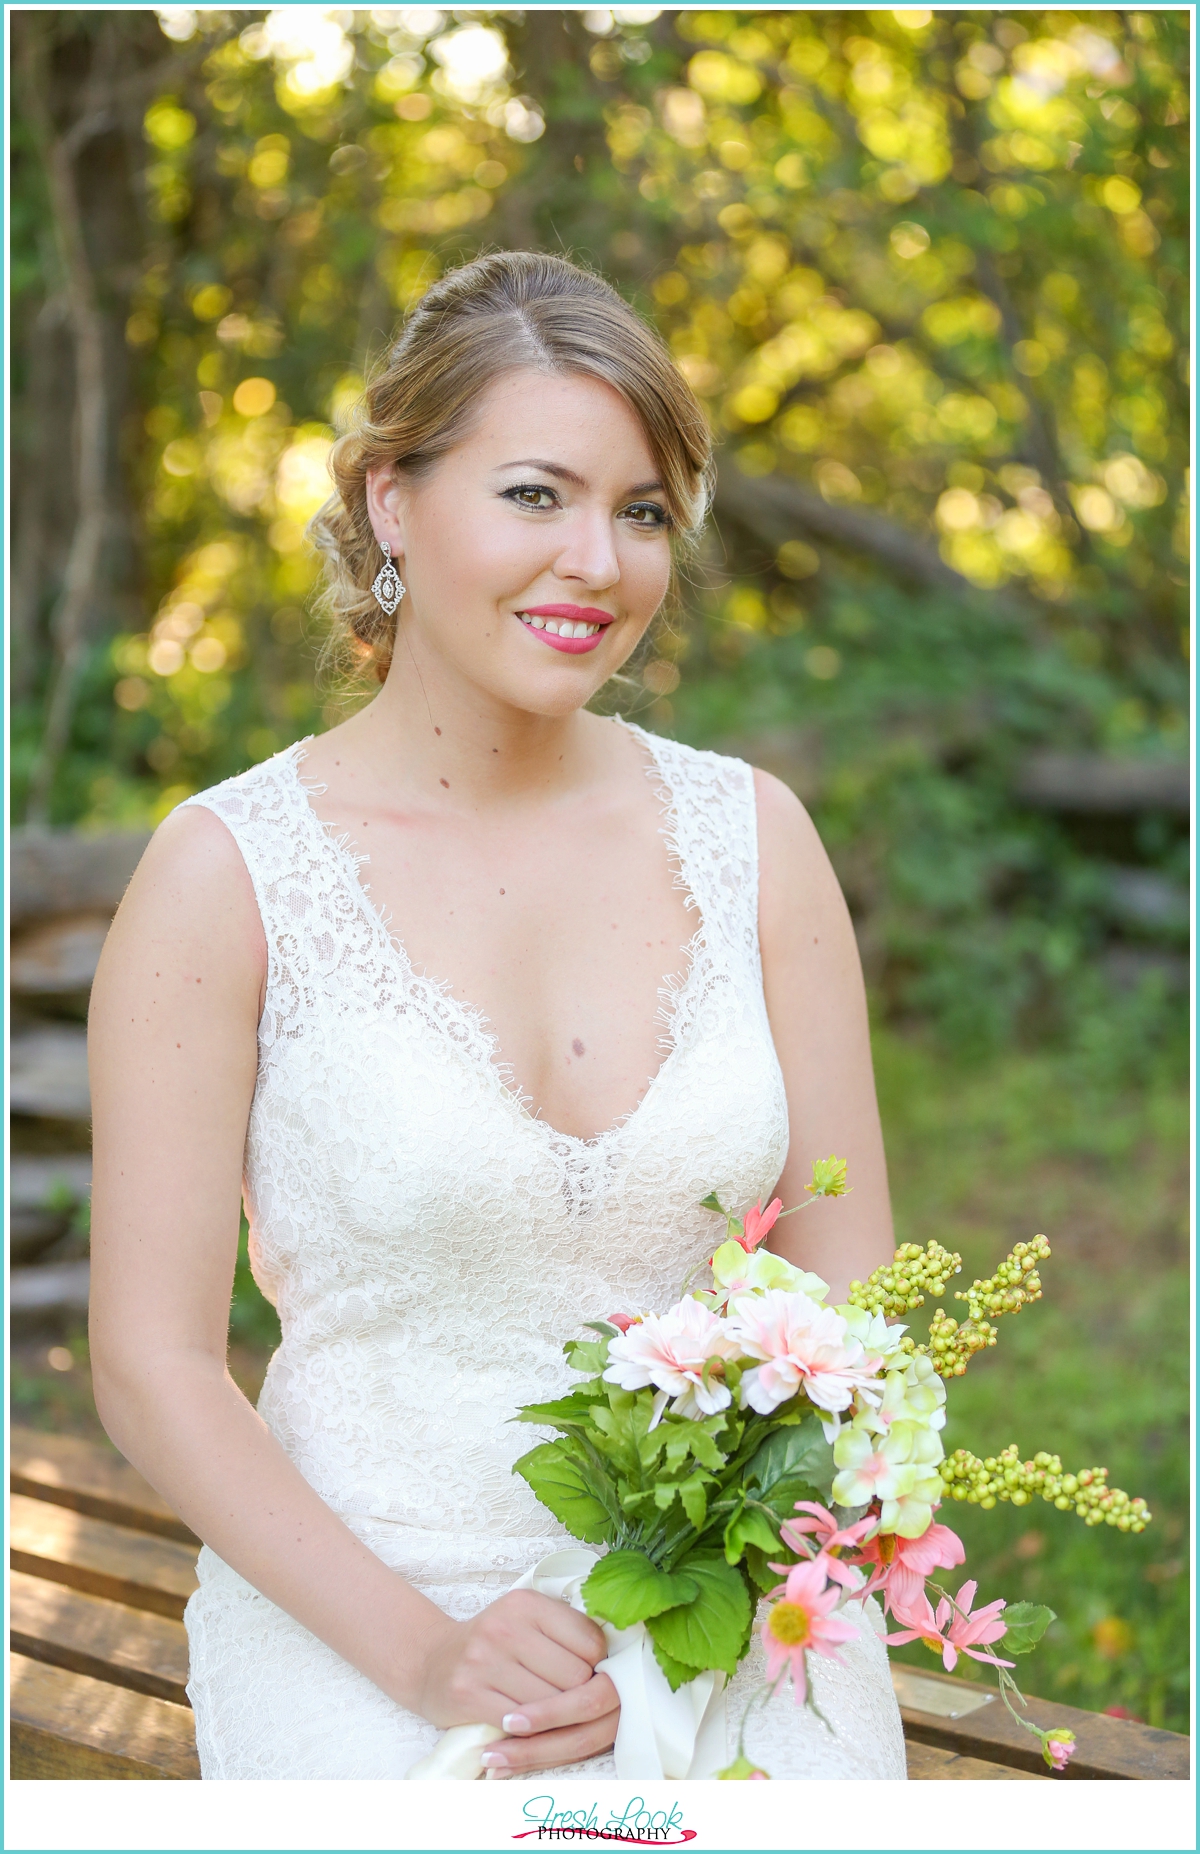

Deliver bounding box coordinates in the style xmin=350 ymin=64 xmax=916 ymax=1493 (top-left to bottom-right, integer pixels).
xmin=428 ymin=1589 xmax=615 ymax=1730
xmin=463 ymin=1592 xmax=608 ymax=1707
xmin=501 ymin=1670 xmax=619 ymax=1737
xmin=480 ymin=1676 xmax=620 ymax=1776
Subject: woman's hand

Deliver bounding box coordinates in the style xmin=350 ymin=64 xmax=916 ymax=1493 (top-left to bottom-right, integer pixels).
xmin=412 ymin=1589 xmax=619 ymax=1776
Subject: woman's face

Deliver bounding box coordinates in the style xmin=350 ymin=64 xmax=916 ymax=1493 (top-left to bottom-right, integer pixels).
xmin=365 ymin=368 xmax=675 ymax=717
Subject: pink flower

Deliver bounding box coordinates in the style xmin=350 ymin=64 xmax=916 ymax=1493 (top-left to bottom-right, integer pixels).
xmin=603 ymin=1297 xmax=738 ymax=1421
xmin=942 ymin=1580 xmax=1014 ymax=1671
xmin=760 ymin=1558 xmax=860 ymax=1705
xmin=739 ymin=1198 xmax=783 ymax=1253
xmin=727 ymin=1290 xmax=880 ymax=1416
xmin=606 ymin=1312 xmax=640 ymax=1334
xmin=888 ymin=1580 xmax=1014 ymax=1673
xmin=857 ymin=1521 xmax=965 ymax=1615
xmin=781 ymin=1499 xmax=879 ymax=1558
xmin=1042 ymin=1728 xmax=1076 ymax=1772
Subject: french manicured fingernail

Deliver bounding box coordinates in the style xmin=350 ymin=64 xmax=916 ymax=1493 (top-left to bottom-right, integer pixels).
xmin=502 ymin=1714 xmax=532 ymax=1734
xmin=481 ymin=1751 xmax=510 ymax=1769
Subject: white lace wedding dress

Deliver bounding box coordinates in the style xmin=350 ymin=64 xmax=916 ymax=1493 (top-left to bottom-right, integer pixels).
xmin=180 ymin=719 xmax=906 ymax=1781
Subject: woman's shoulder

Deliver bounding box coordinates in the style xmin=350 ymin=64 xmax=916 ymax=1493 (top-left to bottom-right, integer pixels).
xmin=120 ymin=738 xmax=315 ymax=937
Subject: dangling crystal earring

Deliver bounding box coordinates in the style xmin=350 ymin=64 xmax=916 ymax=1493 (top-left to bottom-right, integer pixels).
xmin=371 ymin=540 xmax=405 ymax=617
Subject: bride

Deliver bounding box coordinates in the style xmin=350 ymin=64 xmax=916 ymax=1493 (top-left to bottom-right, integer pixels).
xmin=88 ymin=251 xmax=906 ymax=1781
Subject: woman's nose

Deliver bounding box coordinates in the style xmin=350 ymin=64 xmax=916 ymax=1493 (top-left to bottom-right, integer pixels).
xmin=553 ymin=508 xmax=619 ymax=589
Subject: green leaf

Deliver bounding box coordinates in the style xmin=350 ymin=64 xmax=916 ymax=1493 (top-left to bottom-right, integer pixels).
xmin=512 ymin=1388 xmax=606 ymax=1427
xmin=582 ymin=1550 xmax=700 ymax=1630
xmin=650 ymin=1635 xmax=701 ymax=1693
xmin=646 ymin=1551 xmax=752 ymax=1679
xmin=585 ymin=1321 xmax=619 ymax=1338
xmin=743 ymin=1413 xmax=835 ymax=1507
xmin=723 ymin=1501 xmax=781 ymax=1565
xmin=744 ymin=1542 xmax=785 ymax=1595
xmin=512 ymin=1440 xmax=613 ymax=1545
xmin=663 ymin=1423 xmax=725 ymax=1474
xmin=998 ymin=1602 xmax=1056 ymax=1656
xmin=564 ymin=1338 xmax=611 ymax=1376
xmin=698 ymin=1193 xmax=727 ymax=1215
xmin=679 ymin=1471 xmax=710 ymax=1531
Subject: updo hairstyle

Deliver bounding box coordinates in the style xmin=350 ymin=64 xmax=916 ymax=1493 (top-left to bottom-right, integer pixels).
xmin=308 ymin=251 xmax=714 ymax=681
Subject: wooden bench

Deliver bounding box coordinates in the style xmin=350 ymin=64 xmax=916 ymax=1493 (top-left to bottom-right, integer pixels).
xmin=9 ymin=1425 xmax=1190 ymax=1782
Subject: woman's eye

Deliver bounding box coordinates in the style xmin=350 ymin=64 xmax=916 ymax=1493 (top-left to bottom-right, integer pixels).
xmin=505 ymin=485 xmax=558 ymax=511
xmin=622 ymin=501 xmax=671 ymax=529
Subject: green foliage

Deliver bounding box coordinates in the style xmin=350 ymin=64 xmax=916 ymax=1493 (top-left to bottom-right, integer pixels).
xmin=512 ymin=1439 xmax=616 ymax=1546
xmin=742 ymin=1411 xmax=835 ymax=1507
xmin=1000 ymin=1601 xmax=1056 ymax=1656
xmin=12 ymin=8 xmax=1188 ymax=1060
xmin=645 ymin=1550 xmax=754 ymax=1684
xmin=228 ymin=1216 xmax=281 ymax=1350
xmin=581 ymin=1549 xmax=699 ymax=1630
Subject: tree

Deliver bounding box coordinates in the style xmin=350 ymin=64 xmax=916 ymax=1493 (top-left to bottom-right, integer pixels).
xmin=11 ymin=6 xmax=1188 ymax=1049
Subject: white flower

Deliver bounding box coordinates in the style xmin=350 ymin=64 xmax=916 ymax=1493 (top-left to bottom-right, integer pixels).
xmin=857 ymin=1363 xmax=947 ymax=1438
xmin=832 ymin=1417 xmax=945 ymax=1521
xmin=698 ymin=1241 xmax=829 ymax=1315
xmin=603 ymin=1297 xmax=738 ymax=1422
xmin=727 ymin=1290 xmax=881 ymax=1416
xmin=838 ymin=1303 xmax=909 ymax=1364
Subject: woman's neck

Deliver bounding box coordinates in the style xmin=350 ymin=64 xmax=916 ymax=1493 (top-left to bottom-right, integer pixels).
xmin=317 ymin=640 xmax=614 ymax=815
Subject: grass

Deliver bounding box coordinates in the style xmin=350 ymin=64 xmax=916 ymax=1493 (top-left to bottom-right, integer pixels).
xmin=11 ymin=1027 xmax=1188 ymax=1735
xmin=874 ymin=1027 xmax=1190 ymax=1733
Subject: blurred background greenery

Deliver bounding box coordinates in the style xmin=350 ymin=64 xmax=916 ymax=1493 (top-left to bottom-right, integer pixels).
xmin=11 ymin=6 xmax=1189 ymax=1732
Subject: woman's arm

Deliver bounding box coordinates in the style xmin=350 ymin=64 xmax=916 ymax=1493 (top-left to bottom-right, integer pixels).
xmin=87 ymin=805 xmax=617 ymax=1773
xmin=754 ymin=770 xmax=895 ymax=1302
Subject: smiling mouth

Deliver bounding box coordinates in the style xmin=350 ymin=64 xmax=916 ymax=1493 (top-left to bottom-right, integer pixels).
xmin=516 ymin=606 xmax=615 ymax=654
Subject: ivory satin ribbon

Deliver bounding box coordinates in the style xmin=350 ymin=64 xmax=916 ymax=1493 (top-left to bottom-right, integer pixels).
xmin=405 ymin=1548 xmax=727 ymax=1780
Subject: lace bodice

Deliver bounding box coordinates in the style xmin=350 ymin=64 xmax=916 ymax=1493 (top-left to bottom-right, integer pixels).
xmin=182 ymin=721 xmax=791 ymax=1580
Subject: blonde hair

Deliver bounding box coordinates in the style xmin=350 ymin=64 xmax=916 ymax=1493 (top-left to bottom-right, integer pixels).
xmin=307 ymin=251 xmax=714 ymax=681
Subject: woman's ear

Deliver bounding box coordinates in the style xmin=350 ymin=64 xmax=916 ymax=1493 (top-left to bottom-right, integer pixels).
xmin=364 ymin=463 xmax=408 ymax=559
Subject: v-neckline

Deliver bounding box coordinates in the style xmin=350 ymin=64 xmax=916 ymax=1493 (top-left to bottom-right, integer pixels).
xmin=281 ymin=721 xmax=707 ymax=1151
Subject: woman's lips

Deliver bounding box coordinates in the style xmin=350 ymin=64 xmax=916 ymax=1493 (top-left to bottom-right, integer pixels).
xmin=516 ymin=604 xmax=615 ymax=655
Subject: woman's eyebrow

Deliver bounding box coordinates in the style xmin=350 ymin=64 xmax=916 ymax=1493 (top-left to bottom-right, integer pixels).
xmin=496 ymin=458 xmax=587 ymax=487
xmin=495 ymin=459 xmax=665 ymax=498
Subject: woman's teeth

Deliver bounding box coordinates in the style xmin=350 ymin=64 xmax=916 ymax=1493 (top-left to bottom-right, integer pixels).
xmin=522 ymin=615 xmax=602 ymax=637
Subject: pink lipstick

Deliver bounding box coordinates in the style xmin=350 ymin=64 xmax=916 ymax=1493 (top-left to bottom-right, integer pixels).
xmin=516 ymin=604 xmax=615 ymax=655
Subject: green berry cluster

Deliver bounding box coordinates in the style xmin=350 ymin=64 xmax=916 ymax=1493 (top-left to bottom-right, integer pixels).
xmin=940 ymin=1444 xmax=1151 ymax=1532
xmin=957 ymin=1235 xmax=1050 ymax=1322
xmin=920 ymin=1308 xmax=997 ymax=1376
xmin=911 ymin=1235 xmax=1052 ymax=1378
xmin=846 ymin=1240 xmax=961 ymax=1317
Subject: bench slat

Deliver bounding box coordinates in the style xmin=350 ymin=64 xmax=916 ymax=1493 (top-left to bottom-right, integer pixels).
xmin=894 ymin=1661 xmax=1190 ymax=1781
xmin=9 ymin=1428 xmax=1188 ymax=1781
xmin=10 ymin=1653 xmax=199 ymax=1780
xmin=11 ymin=1571 xmax=190 ymax=1707
xmin=11 ymin=1493 xmax=199 ymax=1622
xmin=10 ymin=1424 xmax=198 ymax=1545
xmin=907 ymin=1739 xmax=1047 ymax=1780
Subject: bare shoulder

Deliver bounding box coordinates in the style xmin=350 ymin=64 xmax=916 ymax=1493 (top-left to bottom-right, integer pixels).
xmin=92 ymin=801 xmax=266 ymax=1010
xmin=751 ymin=767 xmax=847 ymax=941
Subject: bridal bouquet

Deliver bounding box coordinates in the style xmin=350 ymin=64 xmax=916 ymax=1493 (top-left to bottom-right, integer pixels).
xmin=505 ymin=1160 xmax=1151 ymax=1780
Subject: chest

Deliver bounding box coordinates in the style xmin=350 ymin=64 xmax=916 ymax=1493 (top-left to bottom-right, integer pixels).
xmin=305 ymin=783 xmax=696 ymax=1142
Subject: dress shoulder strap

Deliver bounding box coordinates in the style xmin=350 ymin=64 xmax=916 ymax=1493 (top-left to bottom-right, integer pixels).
xmin=177 ymin=742 xmax=316 ymax=910
xmin=623 ymin=720 xmax=762 ymax=976
xmin=176 ymin=742 xmax=331 ymax=1052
